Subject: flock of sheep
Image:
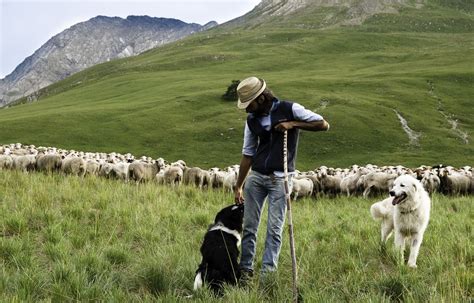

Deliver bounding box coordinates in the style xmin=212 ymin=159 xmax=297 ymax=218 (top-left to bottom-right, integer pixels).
xmin=0 ymin=143 xmax=472 ymax=199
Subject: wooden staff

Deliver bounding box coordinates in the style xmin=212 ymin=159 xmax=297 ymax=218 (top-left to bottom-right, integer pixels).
xmin=283 ymin=130 xmax=298 ymax=302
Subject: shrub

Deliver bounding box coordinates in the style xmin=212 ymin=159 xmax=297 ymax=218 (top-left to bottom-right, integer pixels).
xmin=221 ymin=80 xmax=240 ymax=101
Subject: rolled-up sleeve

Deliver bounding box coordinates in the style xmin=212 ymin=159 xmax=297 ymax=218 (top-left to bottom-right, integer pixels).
xmin=292 ymin=103 xmax=323 ymax=122
xmin=242 ymin=122 xmax=258 ymax=156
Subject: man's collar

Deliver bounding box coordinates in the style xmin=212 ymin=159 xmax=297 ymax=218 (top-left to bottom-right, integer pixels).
xmin=248 ymin=98 xmax=279 ymax=118
xmin=270 ymin=98 xmax=280 ymax=113
xmin=262 ymin=98 xmax=279 ymax=116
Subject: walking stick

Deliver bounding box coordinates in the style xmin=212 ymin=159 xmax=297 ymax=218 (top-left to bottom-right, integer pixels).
xmin=283 ymin=130 xmax=299 ymax=303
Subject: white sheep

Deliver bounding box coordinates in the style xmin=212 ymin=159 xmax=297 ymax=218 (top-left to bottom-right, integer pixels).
xmin=155 ymin=169 xmax=166 ymax=185
xmin=84 ymin=159 xmax=101 ymax=176
xmin=12 ymin=155 xmax=36 ymax=172
xmin=222 ymin=170 xmax=238 ymax=192
xmin=209 ymin=168 xmax=227 ymax=188
xmin=0 ymin=155 xmax=13 ymax=170
xmin=61 ymin=156 xmax=87 ymax=177
xmin=421 ymin=172 xmax=441 ymax=194
xmin=36 ymin=153 xmax=62 ymax=173
xmin=110 ymin=162 xmax=130 ymax=181
xmin=128 ymin=161 xmax=161 ymax=183
xmin=292 ymin=177 xmax=314 ymax=200
xmin=164 ymin=165 xmax=183 ymax=186
xmin=184 ymin=167 xmax=210 ymax=189
xmin=362 ymin=172 xmax=397 ymax=198
xmin=98 ymin=162 xmax=114 ymax=178
xmin=340 ymin=170 xmax=365 ymax=197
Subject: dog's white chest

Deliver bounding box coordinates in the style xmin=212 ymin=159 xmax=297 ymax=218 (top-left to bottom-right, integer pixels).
xmin=209 ymin=224 xmax=242 ymax=247
xmin=396 ymin=210 xmax=423 ymax=236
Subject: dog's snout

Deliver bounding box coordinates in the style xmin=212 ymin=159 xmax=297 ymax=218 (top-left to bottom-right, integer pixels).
xmin=389 ymin=191 xmax=395 ymax=196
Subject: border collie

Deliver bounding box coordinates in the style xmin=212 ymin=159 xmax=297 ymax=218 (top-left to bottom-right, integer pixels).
xmin=194 ymin=203 xmax=244 ymax=294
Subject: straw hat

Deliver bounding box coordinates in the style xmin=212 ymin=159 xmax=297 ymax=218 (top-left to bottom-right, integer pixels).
xmin=237 ymin=77 xmax=266 ymax=109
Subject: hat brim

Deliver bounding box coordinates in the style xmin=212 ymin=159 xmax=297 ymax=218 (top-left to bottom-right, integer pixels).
xmin=237 ymin=81 xmax=266 ymax=109
xmin=237 ymin=99 xmax=253 ymax=109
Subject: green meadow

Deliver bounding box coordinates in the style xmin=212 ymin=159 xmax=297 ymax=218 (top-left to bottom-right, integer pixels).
xmin=0 ymin=2 xmax=472 ymax=169
xmin=0 ymin=170 xmax=471 ymax=302
xmin=1 ymin=2 xmax=472 ymax=300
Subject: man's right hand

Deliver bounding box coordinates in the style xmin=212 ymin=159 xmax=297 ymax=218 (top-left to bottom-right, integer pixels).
xmin=234 ymin=186 xmax=244 ymax=204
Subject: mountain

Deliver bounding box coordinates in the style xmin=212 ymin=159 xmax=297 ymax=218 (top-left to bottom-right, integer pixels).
xmin=226 ymin=0 xmax=424 ymax=27
xmin=0 ymin=15 xmax=217 ymax=107
xmin=0 ymin=0 xmax=472 ymax=169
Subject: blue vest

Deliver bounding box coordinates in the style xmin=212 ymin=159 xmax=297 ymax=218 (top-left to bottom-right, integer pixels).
xmin=246 ymin=100 xmax=299 ymax=175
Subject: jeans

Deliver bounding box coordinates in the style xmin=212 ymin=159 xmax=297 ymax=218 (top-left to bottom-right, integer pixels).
xmin=240 ymin=171 xmax=293 ymax=274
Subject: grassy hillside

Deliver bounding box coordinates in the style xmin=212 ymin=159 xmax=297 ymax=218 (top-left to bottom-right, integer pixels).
xmin=0 ymin=170 xmax=471 ymax=302
xmin=0 ymin=2 xmax=472 ymax=169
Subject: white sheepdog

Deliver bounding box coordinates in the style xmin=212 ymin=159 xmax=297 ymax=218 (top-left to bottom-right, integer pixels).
xmin=370 ymin=175 xmax=431 ymax=268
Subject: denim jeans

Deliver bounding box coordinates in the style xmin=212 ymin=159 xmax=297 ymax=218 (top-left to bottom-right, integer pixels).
xmin=240 ymin=171 xmax=293 ymax=274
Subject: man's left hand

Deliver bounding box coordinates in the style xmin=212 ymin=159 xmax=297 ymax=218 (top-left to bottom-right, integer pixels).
xmin=274 ymin=121 xmax=294 ymax=132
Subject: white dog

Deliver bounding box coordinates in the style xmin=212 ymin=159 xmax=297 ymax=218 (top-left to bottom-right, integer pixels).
xmin=370 ymin=175 xmax=431 ymax=268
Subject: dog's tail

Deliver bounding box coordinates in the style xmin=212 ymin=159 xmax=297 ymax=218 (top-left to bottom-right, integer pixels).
xmin=370 ymin=200 xmax=391 ymax=220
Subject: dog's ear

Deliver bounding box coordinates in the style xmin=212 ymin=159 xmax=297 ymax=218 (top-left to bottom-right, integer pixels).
xmin=413 ymin=183 xmax=417 ymax=192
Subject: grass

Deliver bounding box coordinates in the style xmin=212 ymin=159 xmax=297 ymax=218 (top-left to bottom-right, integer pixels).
xmin=0 ymin=1 xmax=472 ymax=169
xmin=0 ymin=169 xmax=472 ymax=302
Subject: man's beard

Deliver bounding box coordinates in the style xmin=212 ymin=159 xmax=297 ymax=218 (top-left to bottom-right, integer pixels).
xmin=248 ymin=102 xmax=270 ymax=116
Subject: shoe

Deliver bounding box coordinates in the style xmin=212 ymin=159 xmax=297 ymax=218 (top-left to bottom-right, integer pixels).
xmin=258 ymin=270 xmax=278 ymax=297
xmin=239 ymin=268 xmax=254 ymax=287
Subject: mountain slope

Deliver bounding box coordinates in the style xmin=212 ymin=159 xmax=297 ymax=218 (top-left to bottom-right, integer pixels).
xmin=226 ymin=0 xmax=425 ymax=28
xmin=0 ymin=0 xmax=472 ymax=169
xmin=0 ymin=15 xmax=217 ymax=107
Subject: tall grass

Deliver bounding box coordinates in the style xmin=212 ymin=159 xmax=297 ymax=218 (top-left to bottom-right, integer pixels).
xmin=0 ymin=170 xmax=471 ymax=302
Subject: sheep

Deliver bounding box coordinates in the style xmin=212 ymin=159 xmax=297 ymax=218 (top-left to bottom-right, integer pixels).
xmin=98 ymin=162 xmax=114 ymax=178
xmin=209 ymin=168 xmax=227 ymax=188
xmin=362 ymin=172 xmax=397 ymax=198
xmin=156 ymin=157 xmax=166 ymax=168
xmin=61 ymin=156 xmax=87 ymax=177
xmin=223 ymin=170 xmax=238 ymax=192
xmin=12 ymin=155 xmax=36 ymax=172
xmin=292 ymin=177 xmax=314 ymax=200
xmin=0 ymin=155 xmax=13 ymax=170
xmin=128 ymin=161 xmax=161 ymax=183
xmin=439 ymin=170 xmax=470 ymax=195
xmin=155 ymin=169 xmax=166 ymax=184
xmin=11 ymin=148 xmax=29 ymax=156
xmin=171 ymin=160 xmax=186 ymax=170
xmin=470 ymin=176 xmax=474 ymax=195
xmin=1 ymin=147 xmax=11 ymax=155
xmin=84 ymin=159 xmax=101 ymax=176
xmin=319 ymin=174 xmax=341 ymax=197
xmin=340 ymin=170 xmax=365 ymax=197
xmin=36 ymin=153 xmax=62 ymax=173
xmin=164 ymin=165 xmax=183 ymax=186
xmin=184 ymin=167 xmax=209 ymax=189
xmin=302 ymin=174 xmax=322 ymax=197
xmin=110 ymin=162 xmax=130 ymax=181
xmin=421 ymin=171 xmax=441 ymax=194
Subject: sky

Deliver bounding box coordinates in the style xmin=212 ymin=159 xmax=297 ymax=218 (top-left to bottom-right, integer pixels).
xmin=0 ymin=0 xmax=260 ymax=78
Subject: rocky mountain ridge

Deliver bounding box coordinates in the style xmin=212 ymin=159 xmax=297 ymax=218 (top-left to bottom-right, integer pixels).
xmin=226 ymin=0 xmax=425 ymax=27
xmin=0 ymin=15 xmax=217 ymax=107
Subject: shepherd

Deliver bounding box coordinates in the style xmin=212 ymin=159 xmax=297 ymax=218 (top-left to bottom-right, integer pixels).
xmin=233 ymin=76 xmax=330 ymax=287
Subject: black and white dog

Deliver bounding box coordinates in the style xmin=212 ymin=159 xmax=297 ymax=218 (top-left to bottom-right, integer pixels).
xmin=194 ymin=203 xmax=244 ymax=294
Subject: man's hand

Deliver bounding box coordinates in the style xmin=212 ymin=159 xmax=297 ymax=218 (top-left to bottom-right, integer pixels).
xmin=275 ymin=120 xmax=330 ymax=132
xmin=234 ymin=186 xmax=245 ymax=204
xmin=274 ymin=121 xmax=294 ymax=132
